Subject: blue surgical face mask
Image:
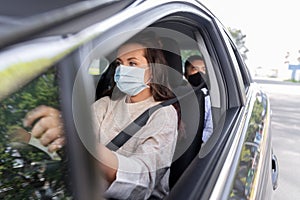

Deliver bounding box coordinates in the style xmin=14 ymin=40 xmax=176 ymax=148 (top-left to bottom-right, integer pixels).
xmin=114 ymin=65 xmax=150 ymax=96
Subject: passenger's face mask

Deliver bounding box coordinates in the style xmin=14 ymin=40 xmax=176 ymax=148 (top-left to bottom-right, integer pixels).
xmin=114 ymin=65 xmax=150 ymax=96
xmin=188 ymin=72 xmax=205 ymax=87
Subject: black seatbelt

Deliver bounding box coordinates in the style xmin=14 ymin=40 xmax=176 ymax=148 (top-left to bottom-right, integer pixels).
xmin=106 ymin=82 xmax=205 ymax=151
xmin=106 ymin=100 xmax=174 ymax=151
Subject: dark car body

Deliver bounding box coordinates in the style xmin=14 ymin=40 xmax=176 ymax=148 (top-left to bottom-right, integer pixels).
xmin=0 ymin=0 xmax=278 ymax=199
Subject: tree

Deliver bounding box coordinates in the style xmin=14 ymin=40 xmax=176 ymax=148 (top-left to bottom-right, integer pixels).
xmin=0 ymin=68 xmax=71 ymax=199
xmin=229 ymin=28 xmax=249 ymax=60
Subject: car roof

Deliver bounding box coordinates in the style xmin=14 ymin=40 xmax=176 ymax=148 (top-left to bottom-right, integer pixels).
xmin=0 ymin=0 xmax=219 ymax=100
xmin=0 ymin=0 xmax=84 ymax=17
xmin=0 ymin=0 xmax=138 ymax=49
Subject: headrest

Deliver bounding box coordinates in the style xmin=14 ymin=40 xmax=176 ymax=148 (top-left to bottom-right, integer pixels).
xmin=160 ymin=37 xmax=184 ymax=89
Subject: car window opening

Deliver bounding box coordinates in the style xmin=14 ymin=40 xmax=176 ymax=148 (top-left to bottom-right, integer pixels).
xmin=93 ymin=26 xmax=212 ymax=190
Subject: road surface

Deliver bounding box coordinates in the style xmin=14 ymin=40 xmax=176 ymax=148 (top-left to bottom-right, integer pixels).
xmin=254 ymin=78 xmax=300 ymax=200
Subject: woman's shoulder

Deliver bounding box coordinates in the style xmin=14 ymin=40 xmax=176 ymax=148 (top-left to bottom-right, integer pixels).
xmin=93 ymin=96 xmax=111 ymax=108
xmin=94 ymin=96 xmax=111 ymax=104
xmin=92 ymin=95 xmax=127 ymax=113
xmin=151 ymin=104 xmax=177 ymax=122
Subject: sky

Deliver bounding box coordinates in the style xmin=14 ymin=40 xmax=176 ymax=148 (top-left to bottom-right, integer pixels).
xmin=203 ymin=0 xmax=300 ymax=71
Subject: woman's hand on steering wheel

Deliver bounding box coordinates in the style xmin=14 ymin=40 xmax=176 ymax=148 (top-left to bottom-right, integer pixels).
xmin=23 ymin=105 xmax=65 ymax=153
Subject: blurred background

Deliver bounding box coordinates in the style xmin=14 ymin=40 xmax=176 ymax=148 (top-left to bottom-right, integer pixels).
xmin=206 ymin=0 xmax=300 ymax=199
xmin=206 ymin=0 xmax=300 ymax=82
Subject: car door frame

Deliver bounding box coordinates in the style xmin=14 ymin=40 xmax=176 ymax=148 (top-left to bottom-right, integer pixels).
xmin=161 ymin=4 xmax=274 ymax=200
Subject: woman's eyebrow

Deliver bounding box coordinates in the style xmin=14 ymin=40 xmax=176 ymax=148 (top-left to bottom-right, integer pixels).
xmin=116 ymin=57 xmax=138 ymax=62
xmin=127 ymin=57 xmax=138 ymax=61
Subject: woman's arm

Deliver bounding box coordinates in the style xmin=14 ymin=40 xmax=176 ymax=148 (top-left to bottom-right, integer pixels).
xmin=23 ymin=97 xmax=118 ymax=184
xmin=104 ymin=105 xmax=178 ymax=199
xmin=92 ymin=97 xmax=120 ymax=183
xmin=97 ymin=144 xmax=118 ymax=184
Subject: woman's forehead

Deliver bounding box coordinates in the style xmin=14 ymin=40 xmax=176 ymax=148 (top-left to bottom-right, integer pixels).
xmin=117 ymin=43 xmax=146 ymax=58
xmin=191 ymin=59 xmax=205 ymax=66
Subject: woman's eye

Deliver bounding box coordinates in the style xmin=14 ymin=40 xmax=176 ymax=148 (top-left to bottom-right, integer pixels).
xmin=115 ymin=61 xmax=121 ymax=66
xmin=129 ymin=62 xmax=137 ymax=66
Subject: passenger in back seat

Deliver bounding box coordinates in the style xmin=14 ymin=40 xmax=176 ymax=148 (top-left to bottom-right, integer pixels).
xmin=184 ymin=55 xmax=213 ymax=142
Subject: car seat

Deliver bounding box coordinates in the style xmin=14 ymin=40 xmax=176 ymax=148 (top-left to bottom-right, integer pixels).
xmin=160 ymin=37 xmax=205 ymax=189
xmin=95 ymin=62 xmax=116 ymax=101
xmin=160 ymin=37 xmax=184 ymax=89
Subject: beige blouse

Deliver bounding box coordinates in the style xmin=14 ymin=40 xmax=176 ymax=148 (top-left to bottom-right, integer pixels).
xmin=92 ymin=95 xmax=178 ymax=199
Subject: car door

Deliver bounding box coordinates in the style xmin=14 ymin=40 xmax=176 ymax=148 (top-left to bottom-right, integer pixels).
xmin=164 ymin=8 xmax=277 ymax=200
xmin=217 ymin=26 xmax=278 ymax=199
xmin=0 ymin=0 xmax=277 ymax=199
xmin=0 ymin=1 xmax=133 ymax=199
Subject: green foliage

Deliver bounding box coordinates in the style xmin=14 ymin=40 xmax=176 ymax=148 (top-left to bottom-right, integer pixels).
xmin=0 ymin=68 xmax=71 ymax=199
xmin=228 ymin=28 xmax=249 ymax=60
xmin=285 ymin=79 xmax=300 ymax=83
xmin=229 ymin=97 xmax=265 ymax=199
xmin=0 ymin=69 xmax=59 ymax=144
xmin=181 ymin=50 xmax=202 ymax=62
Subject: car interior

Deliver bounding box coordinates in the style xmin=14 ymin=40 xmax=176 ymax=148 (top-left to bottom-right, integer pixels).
xmin=91 ymin=17 xmax=221 ymax=189
xmin=0 ymin=10 xmax=228 ymax=199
